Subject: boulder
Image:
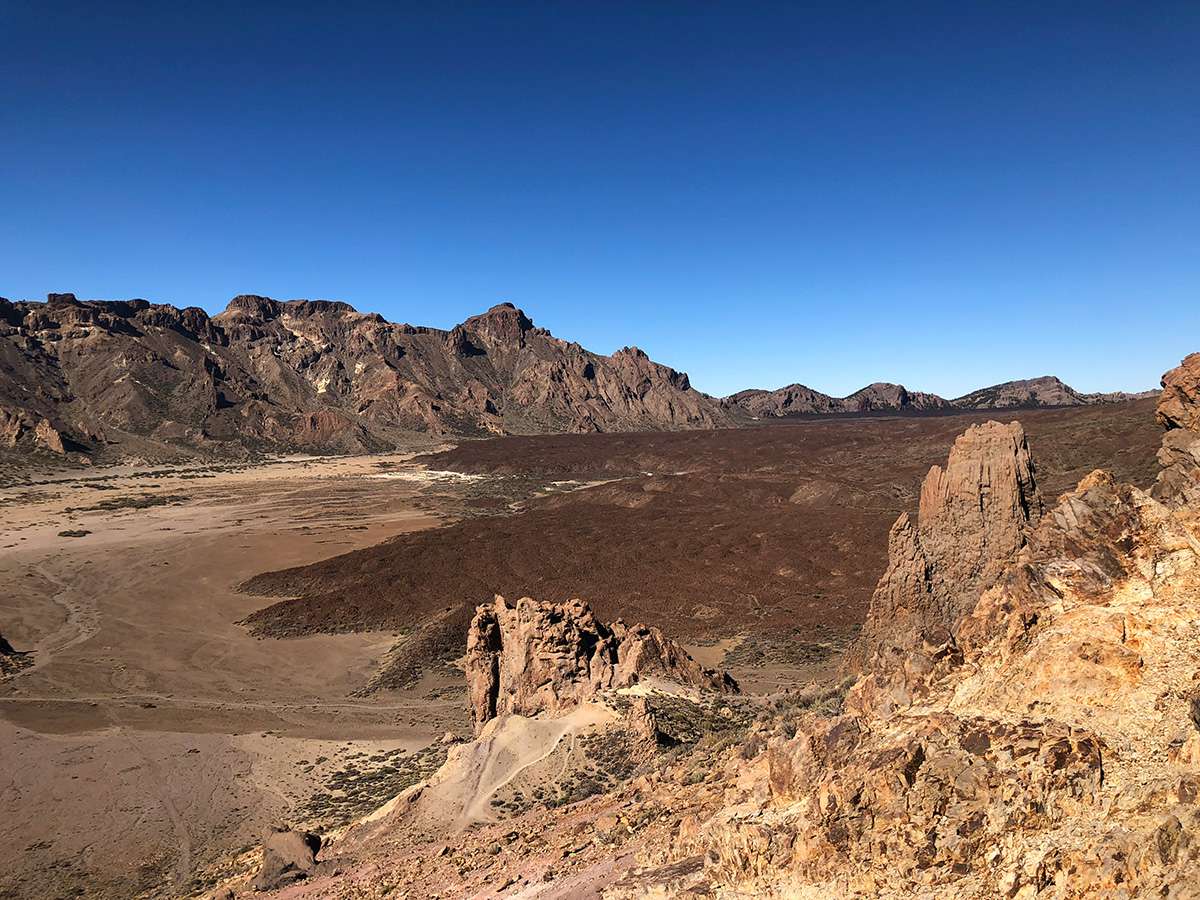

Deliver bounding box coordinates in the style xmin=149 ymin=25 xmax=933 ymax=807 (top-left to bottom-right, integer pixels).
xmin=848 ymin=420 xmax=1042 ymax=670
xmin=0 ymin=630 xmax=31 ymax=677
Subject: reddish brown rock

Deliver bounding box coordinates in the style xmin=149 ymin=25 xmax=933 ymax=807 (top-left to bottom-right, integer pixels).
xmin=848 ymin=420 xmax=1042 ymax=670
xmin=0 ymin=406 xmax=25 ymax=448
xmin=0 ymin=293 xmax=733 ymax=461
xmin=33 ymin=417 xmax=66 ymax=453
xmin=1157 ymin=352 xmax=1200 ymax=433
xmin=465 ymin=595 xmax=736 ymax=732
xmin=0 ymin=631 xmax=31 ymax=677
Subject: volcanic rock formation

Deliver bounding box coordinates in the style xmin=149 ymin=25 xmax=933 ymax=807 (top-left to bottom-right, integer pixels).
xmin=726 ymin=375 xmax=1153 ymax=419
xmin=0 ymin=630 xmax=30 ymax=677
xmin=613 ymin=355 xmax=1200 ymax=896
xmin=848 ymin=420 xmax=1043 ymax=671
xmin=951 ymin=374 xmax=1156 ymax=410
xmin=1154 ymin=352 xmax=1200 ymax=510
xmin=465 ymin=595 xmax=737 ymax=733
xmin=252 ymin=828 xmax=321 ymax=891
xmin=0 ymin=293 xmax=730 ymax=459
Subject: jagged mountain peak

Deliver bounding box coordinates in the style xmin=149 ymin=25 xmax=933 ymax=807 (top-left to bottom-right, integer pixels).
xmin=0 ymin=291 xmax=730 ymax=460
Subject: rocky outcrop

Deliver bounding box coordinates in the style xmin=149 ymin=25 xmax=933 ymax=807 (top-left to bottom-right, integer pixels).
xmin=1154 ymin=352 xmax=1200 ymax=509
xmin=33 ymin=418 xmax=65 ymax=453
xmin=0 ymin=631 xmax=30 ymax=677
xmin=848 ymin=420 xmax=1042 ymax=670
xmin=749 ymin=713 xmax=1108 ymax=894
xmin=252 ymin=827 xmax=321 ymax=891
xmin=465 ymin=595 xmax=736 ymax=732
xmin=726 ymin=375 xmax=1153 ymax=419
xmin=0 ymin=407 xmax=68 ymax=453
xmin=0 ymin=293 xmax=732 ymax=460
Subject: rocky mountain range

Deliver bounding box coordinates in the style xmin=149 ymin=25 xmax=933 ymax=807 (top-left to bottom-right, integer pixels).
xmin=0 ymin=292 xmax=1155 ymax=462
xmin=727 ymin=374 xmax=1155 ymax=419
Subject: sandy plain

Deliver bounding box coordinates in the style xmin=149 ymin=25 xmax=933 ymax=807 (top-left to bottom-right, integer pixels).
xmin=0 ymin=454 xmax=471 ymax=899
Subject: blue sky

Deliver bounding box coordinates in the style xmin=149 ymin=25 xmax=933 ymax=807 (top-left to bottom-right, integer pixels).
xmin=2 ymin=1 xmax=1197 ymax=397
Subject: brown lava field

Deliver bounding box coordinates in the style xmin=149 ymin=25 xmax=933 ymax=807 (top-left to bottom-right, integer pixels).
xmin=241 ymin=399 xmax=1161 ymax=683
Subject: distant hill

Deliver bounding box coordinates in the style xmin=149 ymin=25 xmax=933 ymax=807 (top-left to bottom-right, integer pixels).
xmin=724 ymin=375 xmax=1154 ymax=419
xmin=0 ymin=293 xmax=731 ymax=461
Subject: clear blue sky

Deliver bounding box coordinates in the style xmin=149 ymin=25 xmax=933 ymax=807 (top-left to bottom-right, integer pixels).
xmin=2 ymin=1 xmax=1196 ymax=397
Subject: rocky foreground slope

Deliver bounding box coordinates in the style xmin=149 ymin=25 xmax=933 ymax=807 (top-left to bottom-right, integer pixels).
xmin=0 ymin=293 xmax=729 ymax=460
xmin=224 ymin=352 xmax=1200 ymax=899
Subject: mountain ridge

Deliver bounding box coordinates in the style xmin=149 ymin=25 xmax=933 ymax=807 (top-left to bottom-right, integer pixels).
xmin=0 ymin=291 xmax=1157 ymax=461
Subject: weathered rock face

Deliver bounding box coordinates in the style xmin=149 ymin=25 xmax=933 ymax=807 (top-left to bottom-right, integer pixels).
xmin=252 ymin=827 xmax=321 ymax=891
xmin=848 ymin=420 xmax=1042 ymax=670
xmin=33 ymin=417 xmax=65 ymax=453
xmin=750 ymin=713 xmax=1108 ymax=894
xmin=465 ymin=595 xmax=736 ymax=732
xmin=1154 ymin=352 xmax=1200 ymax=509
xmin=0 ymin=294 xmax=732 ymax=460
xmin=1158 ymin=353 xmax=1200 ymax=432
